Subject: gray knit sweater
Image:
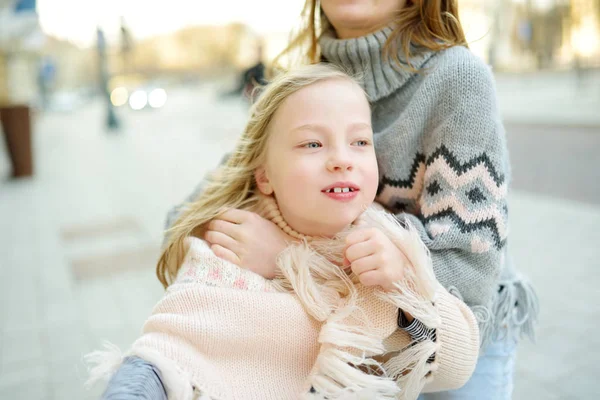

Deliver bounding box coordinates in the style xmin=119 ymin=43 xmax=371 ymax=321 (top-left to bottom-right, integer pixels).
xmin=165 ymin=26 xmax=538 ymax=344
xmin=317 ymin=26 xmax=537 ymax=343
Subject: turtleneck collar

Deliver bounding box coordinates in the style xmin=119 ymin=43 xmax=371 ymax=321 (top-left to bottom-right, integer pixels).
xmin=254 ymin=195 xmax=315 ymax=241
xmin=254 ymin=195 xmax=365 ymax=242
xmin=319 ymin=25 xmax=434 ymax=101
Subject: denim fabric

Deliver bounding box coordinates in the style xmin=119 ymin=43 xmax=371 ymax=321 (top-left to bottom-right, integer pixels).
xmin=418 ymin=338 xmax=518 ymax=400
xmin=101 ymin=356 xmax=167 ymax=400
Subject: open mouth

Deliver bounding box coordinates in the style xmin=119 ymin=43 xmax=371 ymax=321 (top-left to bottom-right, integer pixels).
xmin=323 ymin=187 xmax=357 ymax=193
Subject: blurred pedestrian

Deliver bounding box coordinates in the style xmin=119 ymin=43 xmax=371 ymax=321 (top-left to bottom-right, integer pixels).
xmin=223 ymin=41 xmax=267 ymax=99
xmin=37 ymin=56 xmax=56 ymax=110
xmin=96 ymin=26 xmax=120 ymax=131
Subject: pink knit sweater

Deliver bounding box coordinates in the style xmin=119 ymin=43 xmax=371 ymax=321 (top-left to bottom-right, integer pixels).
xmin=87 ymin=204 xmax=479 ymax=400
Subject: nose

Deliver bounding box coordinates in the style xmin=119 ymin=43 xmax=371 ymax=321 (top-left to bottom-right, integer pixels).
xmin=326 ymin=148 xmax=353 ymax=172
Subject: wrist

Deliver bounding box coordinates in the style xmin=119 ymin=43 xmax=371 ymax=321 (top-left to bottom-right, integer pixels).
xmin=401 ymin=310 xmax=414 ymax=324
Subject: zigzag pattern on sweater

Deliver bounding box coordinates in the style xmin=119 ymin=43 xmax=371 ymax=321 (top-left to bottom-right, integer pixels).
xmin=377 ymin=145 xmax=508 ymax=251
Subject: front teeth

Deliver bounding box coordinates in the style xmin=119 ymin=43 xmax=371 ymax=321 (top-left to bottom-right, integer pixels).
xmin=327 ymin=187 xmax=353 ymax=193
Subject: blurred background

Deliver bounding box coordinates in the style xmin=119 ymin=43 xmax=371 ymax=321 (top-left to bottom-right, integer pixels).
xmin=0 ymin=0 xmax=598 ymax=399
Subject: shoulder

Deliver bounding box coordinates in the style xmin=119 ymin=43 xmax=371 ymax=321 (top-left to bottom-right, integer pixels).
xmin=425 ymin=46 xmax=496 ymax=96
xmin=433 ymin=46 xmax=493 ymax=79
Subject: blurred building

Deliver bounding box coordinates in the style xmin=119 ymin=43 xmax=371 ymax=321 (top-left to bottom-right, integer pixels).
xmin=0 ymin=0 xmax=44 ymax=105
xmin=2 ymin=0 xmax=599 ymax=107
xmin=460 ymin=0 xmax=600 ymax=71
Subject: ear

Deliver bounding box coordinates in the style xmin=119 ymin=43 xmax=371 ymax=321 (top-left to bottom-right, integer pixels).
xmin=254 ymin=166 xmax=273 ymax=195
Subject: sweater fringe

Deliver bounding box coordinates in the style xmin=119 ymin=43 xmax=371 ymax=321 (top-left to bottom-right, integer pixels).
xmin=276 ymin=206 xmax=444 ymax=400
xmin=448 ymin=276 xmax=539 ymax=349
xmin=274 ymin=243 xmax=401 ymax=399
xmin=83 ymin=341 xmax=124 ymax=389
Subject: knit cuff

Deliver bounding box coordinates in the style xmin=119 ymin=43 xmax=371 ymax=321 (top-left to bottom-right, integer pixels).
xmin=421 ymin=288 xmax=480 ymax=393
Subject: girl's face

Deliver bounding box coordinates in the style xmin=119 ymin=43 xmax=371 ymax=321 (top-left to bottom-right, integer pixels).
xmin=255 ymin=78 xmax=378 ymax=238
xmin=320 ymin=0 xmax=407 ymax=39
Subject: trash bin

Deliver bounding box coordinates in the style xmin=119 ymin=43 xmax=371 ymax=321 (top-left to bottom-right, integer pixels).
xmin=0 ymin=105 xmax=33 ymax=178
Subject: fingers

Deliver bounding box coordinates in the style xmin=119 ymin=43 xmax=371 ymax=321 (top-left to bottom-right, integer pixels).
xmin=210 ymin=244 xmax=241 ymax=265
xmin=207 ymin=219 xmax=241 ymax=240
xmin=345 ymin=227 xmax=375 ymax=247
xmin=205 ymin=230 xmax=239 ymax=255
xmin=217 ymin=208 xmax=253 ymax=224
xmin=349 ymin=254 xmax=378 ymax=276
xmin=356 ymin=270 xmax=384 ymax=288
xmin=345 ymin=240 xmax=375 ymax=264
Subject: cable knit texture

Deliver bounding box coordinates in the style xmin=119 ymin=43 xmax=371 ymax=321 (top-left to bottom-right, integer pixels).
xmin=319 ymin=26 xmax=538 ymax=344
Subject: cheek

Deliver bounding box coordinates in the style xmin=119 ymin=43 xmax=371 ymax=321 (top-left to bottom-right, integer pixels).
xmin=363 ymin=159 xmax=379 ymax=201
xmin=270 ymin=163 xmax=316 ymax=198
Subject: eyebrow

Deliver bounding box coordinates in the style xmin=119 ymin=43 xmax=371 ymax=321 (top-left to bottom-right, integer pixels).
xmin=291 ymin=122 xmax=372 ymax=134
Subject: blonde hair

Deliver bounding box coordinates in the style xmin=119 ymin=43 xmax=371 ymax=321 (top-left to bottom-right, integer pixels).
xmin=273 ymin=0 xmax=467 ymax=71
xmin=157 ymin=63 xmax=365 ymax=288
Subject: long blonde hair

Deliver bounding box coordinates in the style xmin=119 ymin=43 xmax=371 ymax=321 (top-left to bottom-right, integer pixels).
xmin=157 ymin=64 xmax=364 ymax=288
xmin=273 ymin=0 xmax=467 ymax=71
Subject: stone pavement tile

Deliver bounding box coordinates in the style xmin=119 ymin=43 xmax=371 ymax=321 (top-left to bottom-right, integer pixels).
xmin=515 ymin=328 xmax=582 ymax=383
xmin=48 ymin=355 xmax=100 ymax=399
xmin=44 ymin=322 xmax=93 ymax=369
xmin=556 ymin=354 xmax=600 ymax=399
xmin=77 ymin=278 xmax=127 ymax=333
xmin=0 ymin=382 xmax=48 ymax=400
xmin=0 ymin=362 xmax=48 ymax=396
xmin=0 ymin=327 xmax=45 ymax=371
xmin=87 ymin=326 xmax=140 ymax=359
xmin=495 ymin=70 xmax=600 ymax=126
xmin=36 ymin=249 xmax=77 ymax=301
xmin=53 ymin=380 xmax=103 ymax=400
xmin=507 ymin=191 xmax=600 ymax=399
xmin=69 ymin=242 xmax=159 ymax=282
xmin=513 ymin=371 xmax=563 ymax=400
xmin=43 ymin=293 xmax=82 ymax=329
xmin=110 ymin=269 xmax=164 ymax=332
xmin=1 ymin=280 xmax=42 ymax=333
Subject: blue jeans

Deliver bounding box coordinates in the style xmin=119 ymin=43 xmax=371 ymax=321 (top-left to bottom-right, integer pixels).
xmin=418 ymin=338 xmax=518 ymax=400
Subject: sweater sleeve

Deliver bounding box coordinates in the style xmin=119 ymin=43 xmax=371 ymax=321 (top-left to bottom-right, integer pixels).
xmin=422 ymin=285 xmax=480 ymax=392
xmin=394 ymin=54 xmax=509 ymax=309
xmin=359 ymin=206 xmax=479 ymax=397
xmin=381 ymin=284 xmax=480 ymax=397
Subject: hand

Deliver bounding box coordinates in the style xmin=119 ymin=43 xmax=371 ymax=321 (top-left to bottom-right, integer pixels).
xmin=204 ymin=209 xmax=291 ymax=279
xmin=344 ymin=227 xmax=411 ymax=292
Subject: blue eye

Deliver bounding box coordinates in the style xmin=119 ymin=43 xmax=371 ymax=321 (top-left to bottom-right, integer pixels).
xmin=303 ymin=142 xmax=321 ymax=149
xmin=354 ymin=140 xmax=370 ymax=146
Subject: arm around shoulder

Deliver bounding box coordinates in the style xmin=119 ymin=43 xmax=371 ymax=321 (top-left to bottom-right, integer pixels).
xmin=395 ymin=47 xmax=510 ymax=308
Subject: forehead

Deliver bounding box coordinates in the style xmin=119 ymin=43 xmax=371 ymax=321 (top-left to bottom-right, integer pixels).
xmin=269 ymin=78 xmax=371 ymax=132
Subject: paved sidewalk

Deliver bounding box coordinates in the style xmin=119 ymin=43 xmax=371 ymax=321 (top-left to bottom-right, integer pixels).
xmin=0 ymin=84 xmax=598 ymax=399
xmin=495 ymin=69 xmax=600 ymax=127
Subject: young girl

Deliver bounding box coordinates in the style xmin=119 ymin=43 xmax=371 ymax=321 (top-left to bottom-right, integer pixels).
xmin=168 ymin=2 xmax=538 ymax=398
xmin=88 ymin=64 xmax=479 ymax=400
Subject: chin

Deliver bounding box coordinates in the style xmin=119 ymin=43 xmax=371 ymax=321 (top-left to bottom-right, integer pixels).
xmin=326 ymin=3 xmax=375 ymax=23
xmin=332 ymin=210 xmax=363 ymax=230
